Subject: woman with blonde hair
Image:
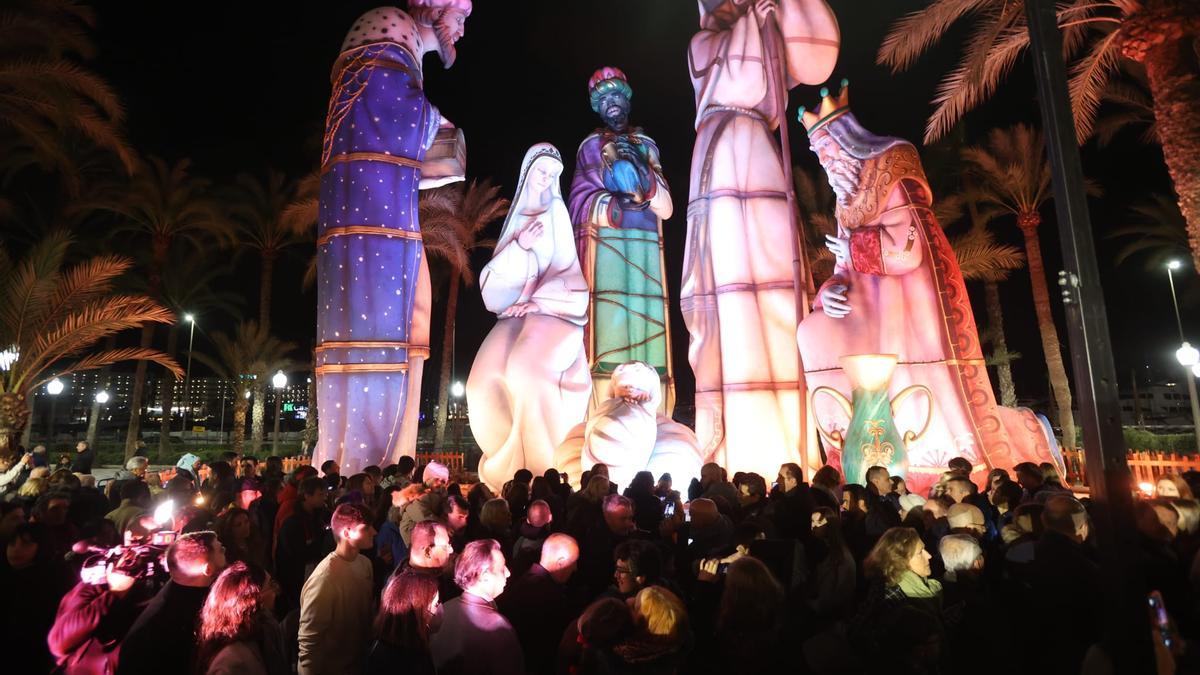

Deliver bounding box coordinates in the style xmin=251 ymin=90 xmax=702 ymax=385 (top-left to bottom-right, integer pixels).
xmin=1157 ymin=473 xmax=1195 ymax=500
xmin=612 ymin=586 xmax=690 ymax=672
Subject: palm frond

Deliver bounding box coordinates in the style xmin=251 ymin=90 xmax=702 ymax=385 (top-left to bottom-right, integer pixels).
xmin=1068 ymin=28 xmax=1123 ymax=143
xmin=48 ymin=347 xmax=183 ymax=385
xmin=876 ymin=0 xmax=994 ymax=72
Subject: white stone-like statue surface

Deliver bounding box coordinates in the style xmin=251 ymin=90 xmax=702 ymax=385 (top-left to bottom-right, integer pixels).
xmin=467 ymin=143 xmax=592 ymax=490
xmin=555 ymin=360 xmax=704 ymax=492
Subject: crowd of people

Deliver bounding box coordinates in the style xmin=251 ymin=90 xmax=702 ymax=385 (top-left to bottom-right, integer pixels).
xmin=0 ymin=443 xmax=1196 ymax=674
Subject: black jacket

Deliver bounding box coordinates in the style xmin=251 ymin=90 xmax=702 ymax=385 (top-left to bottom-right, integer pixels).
xmin=497 ymin=564 xmax=573 ymax=675
xmin=115 ymin=580 xmax=210 ymax=675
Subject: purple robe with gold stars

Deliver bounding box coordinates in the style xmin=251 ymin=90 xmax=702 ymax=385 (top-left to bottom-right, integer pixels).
xmin=314 ymin=40 xmax=439 ymax=473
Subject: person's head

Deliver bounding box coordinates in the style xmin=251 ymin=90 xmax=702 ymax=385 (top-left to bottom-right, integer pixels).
xmin=396 ymin=456 xmax=417 ymax=479
xmin=347 ymin=473 xmax=374 ymax=497
xmin=629 ymin=471 xmax=655 ymax=495
xmin=76 ymin=440 xmax=89 ymax=453
xmin=987 ymin=468 xmax=1011 ymax=491
xmin=657 ymin=473 xmax=673 ymax=492
xmin=446 ymin=494 xmax=470 ymax=532
xmin=701 ymin=462 xmax=724 ymax=487
xmin=865 ymin=527 xmax=931 ymax=583
xmin=890 ymin=476 xmax=907 ymax=496
xmin=777 ymin=463 xmax=803 ymax=492
xmin=320 ymin=460 xmax=339 ymax=478
xmin=602 ymin=493 xmax=635 ymax=536
xmin=841 ymin=484 xmax=867 ymax=514
xmin=454 ymin=538 xmax=509 ymax=600
xmin=289 ymin=465 xmax=318 ymax=487
xmin=632 ymin=586 xmax=686 ymax=638
xmin=688 ymin=497 xmax=719 ymax=529
xmin=898 ymin=493 xmax=926 ymax=520
xmin=1042 ymin=495 xmax=1089 ymax=543
xmin=197 ymin=562 xmax=276 ymax=667
xmin=167 ymin=531 xmax=226 ymax=586
xmin=120 ymin=479 xmax=152 ymax=507
xmin=1014 ymin=462 xmax=1044 ymax=491
xmin=812 ymin=465 xmax=842 ymax=491
xmin=865 ymin=466 xmax=891 ymax=495
xmin=298 ymin=476 xmax=327 ymax=511
xmin=719 ymin=556 xmax=783 ymax=634
xmin=939 ymin=533 xmax=985 ymax=582
xmin=1156 ymin=473 xmax=1194 ymax=500
xmin=577 ymin=598 xmax=634 ymax=651
xmin=407 ymin=0 xmax=471 ymax=68
xmin=479 ymin=498 xmax=512 ymax=531
xmin=588 ymin=66 xmax=633 ymax=131
xmin=239 ymin=456 xmax=258 ymax=478
xmin=1150 ymin=500 xmax=1180 ymax=538
xmin=947 ymin=457 xmax=973 ymax=476
xmin=526 ymin=499 xmax=552 ymax=529
xmin=540 ymin=533 xmax=580 ymax=584
xmin=591 ymin=463 xmax=610 ymax=480
xmin=237 ymin=479 xmax=261 ymax=510
xmin=989 ymin=480 xmax=1023 ymax=514
xmin=944 ymin=476 xmax=976 ymax=504
xmin=32 ymin=491 xmax=71 ymax=527
xmin=5 ymin=523 xmax=48 ymax=569
xmin=738 ymin=473 xmax=768 ymax=504
xmin=0 ymin=503 xmax=25 ymax=539
xmin=331 ymin=503 xmax=376 ymax=550
xmin=410 ymin=520 xmax=453 ymax=569
xmin=48 ymin=468 xmax=81 ymax=492
xmin=947 ymin=504 xmax=985 ymax=538
xmin=126 ymin=456 xmax=150 ymax=478
xmin=613 ymin=539 xmax=662 ymax=595
xmin=1171 ymin=499 xmax=1200 ymax=535
xmin=582 ymin=475 xmax=611 ymax=503
xmin=422 ymin=462 xmax=450 ymax=491
xmin=376 ymin=569 xmax=441 ymax=650
xmin=217 ymin=507 xmax=254 ymax=547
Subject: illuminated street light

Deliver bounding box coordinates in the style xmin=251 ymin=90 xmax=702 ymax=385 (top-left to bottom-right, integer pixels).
xmin=181 ymin=313 xmax=196 ymax=433
xmin=272 ymin=370 xmax=288 ymax=455
xmin=1166 ymin=261 xmax=1200 ymax=444
xmin=1168 ymin=260 xmax=1182 ymax=271
xmin=451 ymin=381 xmax=465 ymax=398
xmin=273 ymin=370 xmax=288 ymax=389
xmin=95 ymin=390 xmax=110 ymax=404
xmin=47 ymin=378 xmax=64 ymax=396
xmin=1178 ymin=342 xmax=1200 ymax=368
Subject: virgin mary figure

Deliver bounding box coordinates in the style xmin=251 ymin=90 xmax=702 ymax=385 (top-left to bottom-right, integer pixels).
xmin=467 ymin=143 xmax=592 ymax=489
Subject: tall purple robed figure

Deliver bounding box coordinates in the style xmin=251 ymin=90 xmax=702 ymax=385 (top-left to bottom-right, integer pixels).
xmin=315 ymin=3 xmax=469 ymax=473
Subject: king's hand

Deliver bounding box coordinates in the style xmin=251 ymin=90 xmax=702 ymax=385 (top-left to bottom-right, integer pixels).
xmin=821 ymin=283 xmax=851 ymax=319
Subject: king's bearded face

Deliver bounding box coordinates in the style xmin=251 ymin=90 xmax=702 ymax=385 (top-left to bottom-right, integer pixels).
xmin=433 ymin=9 xmax=468 ymax=68
xmin=597 ymin=91 xmax=631 ymax=132
xmin=812 ymin=133 xmax=862 ymax=207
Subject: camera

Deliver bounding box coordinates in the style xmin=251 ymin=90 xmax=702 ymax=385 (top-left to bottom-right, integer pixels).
xmin=77 ymin=530 xmax=176 ymax=588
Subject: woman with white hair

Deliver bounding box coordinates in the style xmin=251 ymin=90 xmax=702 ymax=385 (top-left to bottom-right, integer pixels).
xmin=467 ymin=143 xmax=591 ymax=489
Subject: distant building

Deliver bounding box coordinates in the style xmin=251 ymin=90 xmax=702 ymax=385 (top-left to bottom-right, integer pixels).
xmin=1119 ymin=382 xmax=1195 ymax=427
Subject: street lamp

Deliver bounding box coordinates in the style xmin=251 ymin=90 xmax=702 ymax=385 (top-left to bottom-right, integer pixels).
xmin=180 ymin=313 xmax=196 ymax=436
xmin=272 ymin=370 xmax=287 ymax=456
xmin=46 ymin=378 xmax=64 ymax=443
xmin=95 ymin=390 xmax=110 ymax=404
xmin=1166 ymin=260 xmax=1200 ymax=446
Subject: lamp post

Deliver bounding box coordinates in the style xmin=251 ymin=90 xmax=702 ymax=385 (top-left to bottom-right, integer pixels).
xmin=451 ymin=380 xmax=465 ymax=451
xmin=46 ymin=378 xmax=64 ymax=444
xmin=95 ymin=390 xmax=110 ymax=405
xmin=180 ymin=314 xmax=196 ymax=435
xmin=272 ymin=370 xmax=287 ymax=456
xmin=1167 ymin=261 xmax=1200 ymax=447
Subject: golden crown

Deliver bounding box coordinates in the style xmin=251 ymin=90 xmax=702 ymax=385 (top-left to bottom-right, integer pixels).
xmin=798 ymin=79 xmax=851 ymax=134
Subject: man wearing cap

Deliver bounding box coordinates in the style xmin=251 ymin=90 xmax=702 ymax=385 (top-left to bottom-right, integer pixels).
xmin=314 ymin=1 xmax=471 ymax=476
xmin=568 ymin=67 xmax=675 ymax=414
xmin=399 ymin=461 xmax=451 ymax=546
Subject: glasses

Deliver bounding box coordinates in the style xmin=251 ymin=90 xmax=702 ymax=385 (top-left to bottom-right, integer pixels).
xmin=615 ymin=565 xmax=633 ymax=576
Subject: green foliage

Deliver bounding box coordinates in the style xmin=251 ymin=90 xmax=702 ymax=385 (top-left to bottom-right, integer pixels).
xmin=1122 ymin=427 xmax=1198 ymax=454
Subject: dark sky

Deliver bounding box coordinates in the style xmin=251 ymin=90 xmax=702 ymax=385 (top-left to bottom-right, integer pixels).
xmin=87 ymin=0 xmax=1196 ymax=408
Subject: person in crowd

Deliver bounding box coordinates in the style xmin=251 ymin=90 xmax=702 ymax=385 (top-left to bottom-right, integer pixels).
xmin=195 ymin=562 xmax=285 ymax=675
xmin=431 ymin=538 xmax=523 ymax=675
xmin=0 ymin=451 xmax=33 ymax=495
xmin=2 ymin=522 xmax=69 ymax=672
xmin=319 ymin=460 xmax=340 ymax=491
xmin=945 ymin=474 xmax=997 ymax=536
xmin=103 ymin=456 xmax=148 ymax=509
xmin=557 ymin=596 xmax=633 ymax=675
xmin=240 ymin=455 xmax=260 ymax=480
xmin=504 ymin=469 xmax=533 ymax=524
xmin=565 ymin=474 xmax=610 ymax=539
xmin=273 ymin=465 xmax=319 ymax=542
xmin=275 ymin=476 xmax=328 ymax=615
xmin=298 ymin=503 xmax=376 ymax=675
xmin=32 ymin=490 xmax=78 ymax=560
xmin=0 ymin=502 xmax=25 ymax=544
xmin=611 ymin=586 xmax=691 ymax=672
xmin=498 ymin=533 xmax=580 ymax=675
xmin=840 ymin=483 xmax=870 ymax=559
xmin=1158 ymin=473 xmax=1195 ymax=500
xmin=262 ymin=456 xmax=285 ymax=483
xmin=1001 ymin=502 xmax=1044 ymax=568
xmin=407 ymin=520 xmax=460 ymax=601
xmin=713 ymin=556 xmax=785 ymax=671
xmin=1014 ymin=461 xmax=1068 ymax=505
xmin=863 ymin=466 xmax=902 ymax=540
xmin=947 ymin=502 xmax=987 ymax=539
xmin=898 ymin=493 xmax=926 ymax=522
xmin=698 ymin=462 xmax=739 ymax=514
xmin=401 ymin=462 xmax=451 ymax=546
xmin=446 ymin=493 xmax=471 ymax=550
xmin=386 ymin=456 xmax=417 ymax=490
xmin=852 ymin=526 xmax=944 ymax=663
xmin=809 ymin=506 xmax=856 ymax=622
xmin=116 ymin=531 xmax=227 ymax=675
xmin=366 ymin=568 xmax=440 ymax=675
xmin=579 ymin=492 xmax=640 ymax=596
xmin=865 ymin=465 xmax=901 ymax=512
xmin=237 ymin=478 xmax=262 ymax=511
xmin=105 ymin=480 xmax=151 ymax=535
xmin=1171 ymin=497 xmax=1200 ymax=566
xmin=71 ymin=440 xmax=96 ymax=474
xmin=531 ymin=474 xmax=565 ymax=525
xmin=890 ymin=475 xmax=908 ymax=498
xmin=217 ymin=506 xmax=267 ymax=568
xmin=376 ymin=492 xmax=411 ymax=573
xmin=611 ymin=539 xmax=668 ymax=601
xmin=347 ymin=472 xmax=378 ymax=511
xmin=511 ymin=499 xmax=553 ymax=576
xmin=686 ymin=497 xmax=734 ymax=562
xmin=250 ymin=477 xmax=282 ymax=550
xmin=810 ymin=465 xmax=842 ymax=512
xmin=1039 ymin=462 xmax=1066 ymax=490
xmin=624 ymin=470 xmax=666 ymax=534
xmin=734 ymin=472 xmax=771 ymax=528
xmin=474 ymin=497 xmax=515 ymax=558
xmin=989 ymin=479 xmax=1024 ymax=529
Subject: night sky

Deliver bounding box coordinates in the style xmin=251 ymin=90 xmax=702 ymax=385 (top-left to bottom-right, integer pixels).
xmin=86 ymin=0 xmax=1197 ymax=410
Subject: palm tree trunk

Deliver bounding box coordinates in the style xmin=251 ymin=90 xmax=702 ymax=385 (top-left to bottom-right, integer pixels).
xmin=984 ymin=280 xmax=1018 ymax=408
xmin=434 ymin=273 xmax=460 ymax=450
xmin=1018 ymin=214 xmax=1076 ymax=448
xmin=251 ymin=381 xmax=265 ymax=454
xmin=87 ymin=337 xmax=118 ymax=451
xmin=1121 ymin=3 xmax=1200 ymax=269
xmin=157 ymin=326 xmax=180 ymax=461
xmin=123 ymin=323 xmax=156 ymax=460
xmin=0 ymin=392 xmax=30 ymax=458
xmin=232 ymin=396 xmax=248 ymax=455
xmin=260 ymin=252 xmax=275 ymax=330
xmin=302 ymin=360 xmax=317 ymax=456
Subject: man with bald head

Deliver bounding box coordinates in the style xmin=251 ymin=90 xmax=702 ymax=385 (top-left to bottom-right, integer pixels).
xmin=512 ymin=499 xmax=553 ymax=576
xmin=498 ymin=533 xmax=580 ymax=675
xmin=1028 ymin=495 xmax=1101 ymax=672
xmin=686 ymin=497 xmax=734 ymax=561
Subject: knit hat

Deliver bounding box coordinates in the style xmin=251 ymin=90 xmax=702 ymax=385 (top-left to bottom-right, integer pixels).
xmin=423 ymin=461 xmax=450 ymax=484
xmin=899 ymin=493 xmax=926 ymax=513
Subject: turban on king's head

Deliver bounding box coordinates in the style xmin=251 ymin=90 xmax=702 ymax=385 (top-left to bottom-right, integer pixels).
xmin=588 ymin=66 xmax=633 ymax=114
xmin=409 ymin=0 xmax=473 ymax=13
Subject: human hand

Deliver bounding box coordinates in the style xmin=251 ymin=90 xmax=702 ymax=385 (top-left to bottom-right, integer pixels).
xmin=821 ymin=284 xmax=851 ymax=319
xmin=500 ymin=302 xmax=540 ymax=318
xmin=517 ymin=220 xmax=544 ymax=250
xmin=106 ymin=569 xmax=136 ymax=594
xmin=825 ymin=234 xmax=850 ymax=265
xmin=755 ymin=0 xmax=778 ymax=17
xmin=21 ymin=453 xmax=33 ymax=466
xmin=697 ymin=558 xmax=720 ymax=583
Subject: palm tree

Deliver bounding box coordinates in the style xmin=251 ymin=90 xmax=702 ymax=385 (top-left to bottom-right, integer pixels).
xmin=1091 ymin=63 xmax=1158 ymax=147
xmin=1109 ymin=191 xmax=1191 ymax=269
xmin=194 ymin=321 xmax=294 ymax=456
xmin=945 ymin=196 xmax=1028 ymax=407
xmin=0 ymin=0 xmax=136 ymax=189
xmin=961 ymin=125 xmax=1076 ymax=447
xmin=419 ymin=181 xmax=508 ymax=450
xmin=877 ymin=0 xmax=1200 ymax=271
xmin=0 ymin=232 xmax=183 ymax=454
xmin=86 ymin=156 xmax=233 ymax=458
xmin=793 ymin=165 xmax=839 ymax=288
xmin=227 ymin=170 xmax=308 ymax=330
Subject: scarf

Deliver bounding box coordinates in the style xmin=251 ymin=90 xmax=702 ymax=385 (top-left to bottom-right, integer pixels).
xmin=896 ymin=570 xmax=942 ymax=599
